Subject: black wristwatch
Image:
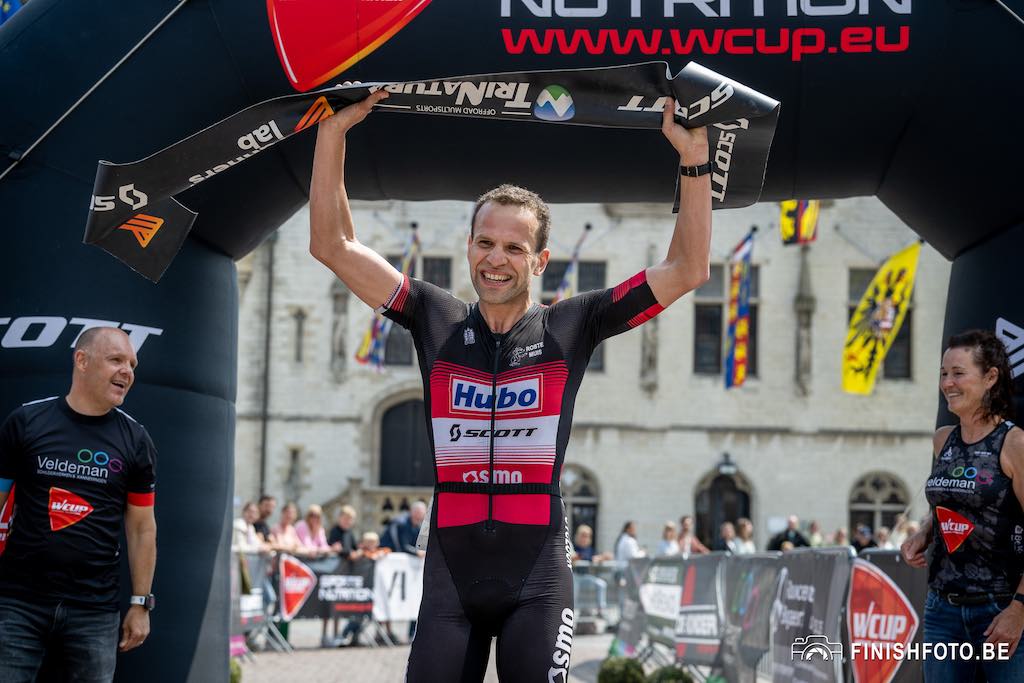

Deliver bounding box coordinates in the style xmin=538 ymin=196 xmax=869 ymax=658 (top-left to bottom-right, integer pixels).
xmin=1013 ymin=593 xmax=1024 ymax=607
xmin=680 ymin=161 xmax=713 ymax=178
xmin=130 ymin=594 xmax=156 ymax=611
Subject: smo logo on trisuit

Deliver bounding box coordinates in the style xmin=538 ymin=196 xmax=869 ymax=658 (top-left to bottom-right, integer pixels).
xmin=48 ymin=487 xmax=94 ymax=531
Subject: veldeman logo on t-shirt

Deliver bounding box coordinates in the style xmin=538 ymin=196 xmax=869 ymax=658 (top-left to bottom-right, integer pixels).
xmin=36 ymin=448 xmax=125 ymax=485
xmin=48 ymin=487 xmax=94 ymax=531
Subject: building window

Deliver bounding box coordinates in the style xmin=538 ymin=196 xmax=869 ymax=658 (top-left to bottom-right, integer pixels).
xmin=693 ymin=264 xmax=759 ymax=377
xmin=562 ymin=465 xmax=602 ymax=551
xmin=542 ymin=260 xmax=607 ymax=370
xmin=848 ymin=268 xmax=912 ymax=380
xmin=380 ymin=399 xmax=433 ymax=487
xmin=848 ymin=472 xmax=909 ymax=534
xmin=291 ymin=309 xmax=307 ymax=363
xmin=382 ymin=255 xmax=452 ymax=366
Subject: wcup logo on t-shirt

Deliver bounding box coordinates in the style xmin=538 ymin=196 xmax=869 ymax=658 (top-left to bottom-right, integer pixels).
xmin=449 ymin=376 xmax=541 ymax=417
xmin=936 ymin=506 xmax=974 ymax=553
xmin=48 ymin=487 xmax=94 ymax=531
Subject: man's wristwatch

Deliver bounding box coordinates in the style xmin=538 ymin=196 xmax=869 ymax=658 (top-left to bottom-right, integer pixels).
xmin=130 ymin=594 xmax=156 ymax=611
xmin=1013 ymin=593 xmax=1024 ymax=607
xmin=680 ymin=161 xmax=713 ymax=178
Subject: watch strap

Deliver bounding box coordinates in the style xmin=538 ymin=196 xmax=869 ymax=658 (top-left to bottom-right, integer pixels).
xmin=1013 ymin=592 xmax=1024 ymax=606
xmin=680 ymin=161 xmax=713 ymax=178
xmin=130 ymin=594 xmax=155 ymax=610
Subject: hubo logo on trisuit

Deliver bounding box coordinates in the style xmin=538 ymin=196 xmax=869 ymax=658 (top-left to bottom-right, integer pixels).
xmin=37 ymin=448 xmax=125 ymax=485
xmin=533 ymin=85 xmax=574 ymax=121
xmin=449 ymin=376 xmax=541 ymax=417
xmin=926 ymin=465 xmax=994 ymax=491
xmin=936 ymin=507 xmax=974 ymax=553
xmin=48 ymin=487 xmax=94 ymax=531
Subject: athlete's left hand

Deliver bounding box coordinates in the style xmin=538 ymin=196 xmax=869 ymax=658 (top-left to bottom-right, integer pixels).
xmin=984 ymin=603 xmax=1024 ymax=657
xmin=119 ymin=605 xmax=151 ymax=652
xmin=661 ymin=98 xmax=709 ymax=167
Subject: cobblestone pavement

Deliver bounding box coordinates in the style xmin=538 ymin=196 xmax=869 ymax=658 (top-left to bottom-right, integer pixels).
xmin=238 ymin=619 xmax=612 ymax=683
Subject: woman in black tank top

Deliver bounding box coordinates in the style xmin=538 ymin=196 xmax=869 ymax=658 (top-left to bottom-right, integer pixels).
xmin=901 ymin=329 xmax=1024 ymax=681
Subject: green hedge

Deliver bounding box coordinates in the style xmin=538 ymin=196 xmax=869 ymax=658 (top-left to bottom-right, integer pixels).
xmin=597 ymin=656 xmax=646 ymax=683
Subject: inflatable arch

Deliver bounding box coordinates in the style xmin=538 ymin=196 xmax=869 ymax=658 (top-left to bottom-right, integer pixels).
xmin=0 ymin=1 xmax=1020 ymax=679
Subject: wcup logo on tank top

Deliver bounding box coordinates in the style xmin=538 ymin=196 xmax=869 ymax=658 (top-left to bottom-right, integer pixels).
xmin=936 ymin=506 xmax=974 ymax=553
xmin=37 ymin=448 xmax=125 ymax=485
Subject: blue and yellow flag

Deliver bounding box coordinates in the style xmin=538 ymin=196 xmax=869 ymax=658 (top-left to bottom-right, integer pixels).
xmin=725 ymin=231 xmax=754 ymax=389
xmin=842 ymin=241 xmax=921 ymax=394
xmin=549 ymin=223 xmax=591 ymax=304
xmin=355 ymin=228 xmax=420 ymax=369
xmin=0 ymin=0 xmax=23 ymax=26
xmin=779 ymin=200 xmax=819 ymax=245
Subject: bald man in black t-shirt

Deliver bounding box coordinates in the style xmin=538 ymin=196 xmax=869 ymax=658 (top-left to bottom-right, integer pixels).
xmin=0 ymin=327 xmax=158 ymax=682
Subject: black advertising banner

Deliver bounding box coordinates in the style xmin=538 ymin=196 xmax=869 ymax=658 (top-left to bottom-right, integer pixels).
xmin=773 ymin=548 xmax=851 ymax=683
xmin=612 ymin=558 xmax=651 ymax=656
xmin=675 ymin=553 xmax=726 ymax=668
xmin=84 ymin=62 xmax=779 ymax=281
xmin=721 ymin=555 xmax=784 ymax=681
xmin=285 ymin=556 xmax=377 ymax=621
xmin=641 ymin=557 xmax=686 ymax=648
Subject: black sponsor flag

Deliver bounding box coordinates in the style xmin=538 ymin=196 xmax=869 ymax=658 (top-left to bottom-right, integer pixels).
xmin=84 ymin=62 xmax=779 ymax=281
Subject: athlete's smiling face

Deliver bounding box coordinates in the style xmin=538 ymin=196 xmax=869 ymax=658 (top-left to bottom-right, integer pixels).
xmin=940 ymin=346 xmax=997 ymax=419
xmin=77 ymin=329 xmax=137 ymax=410
xmin=468 ymin=202 xmax=549 ymax=307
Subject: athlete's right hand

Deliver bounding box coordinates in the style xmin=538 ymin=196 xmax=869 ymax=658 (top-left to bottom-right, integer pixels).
xmin=319 ymin=82 xmax=389 ymax=135
xmin=900 ymin=531 xmax=928 ymax=568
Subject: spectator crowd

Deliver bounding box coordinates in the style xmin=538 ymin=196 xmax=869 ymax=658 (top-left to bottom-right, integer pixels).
xmin=231 ymin=495 xmax=428 ymax=648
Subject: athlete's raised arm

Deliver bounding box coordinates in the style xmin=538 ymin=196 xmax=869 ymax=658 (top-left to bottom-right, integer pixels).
xmin=309 ymin=89 xmax=403 ymax=308
xmin=646 ymin=97 xmax=713 ymax=308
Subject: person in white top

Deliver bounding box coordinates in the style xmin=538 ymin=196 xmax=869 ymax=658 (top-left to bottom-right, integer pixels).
xmin=614 ymin=521 xmax=646 ymax=562
xmin=733 ymin=517 xmax=757 ymax=554
xmin=656 ymin=521 xmax=680 ymax=556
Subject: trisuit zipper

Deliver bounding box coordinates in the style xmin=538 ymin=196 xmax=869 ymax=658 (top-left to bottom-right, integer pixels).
xmin=485 ymin=335 xmax=501 ymax=531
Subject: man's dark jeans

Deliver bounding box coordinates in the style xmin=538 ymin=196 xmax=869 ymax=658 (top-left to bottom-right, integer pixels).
xmin=0 ymin=593 xmax=119 ymax=683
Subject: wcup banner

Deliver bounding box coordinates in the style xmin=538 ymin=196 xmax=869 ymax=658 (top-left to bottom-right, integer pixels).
xmin=851 ymin=551 xmax=925 ymax=683
xmin=720 ymin=555 xmax=784 ymax=680
xmin=83 ymin=61 xmax=779 ymax=282
xmin=772 ymin=548 xmax=852 ymax=683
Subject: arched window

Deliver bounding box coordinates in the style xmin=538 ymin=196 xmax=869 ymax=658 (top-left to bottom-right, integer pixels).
xmin=379 ymin=400 xmax=432 ymax=487
xmin=695 ymin=468 xmax=753 ymax=549
xmin=848 ymin=472 xmax=909 ymax=533
xmin=562 ymin=465 xmax=601 ymax=550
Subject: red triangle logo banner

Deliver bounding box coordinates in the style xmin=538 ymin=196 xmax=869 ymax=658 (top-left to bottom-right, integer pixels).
xmin=936 ymin=506 xmax=974 ymax=554
xmin=278 ymin=554 xmax=317 ymax=621
xmin=267 ymin=0 xmax=433 ymax=91
xmin=48 ymin=487 xmax=94 ymax=531
xmin=847 ymin=559 xmax=919 ymax=683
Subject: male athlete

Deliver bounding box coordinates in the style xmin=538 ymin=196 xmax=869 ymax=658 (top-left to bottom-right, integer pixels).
xmin=310 ymin=90 xmax=711 ymax=681
xmin=0 ymin=327 xmax=157 ymax=682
